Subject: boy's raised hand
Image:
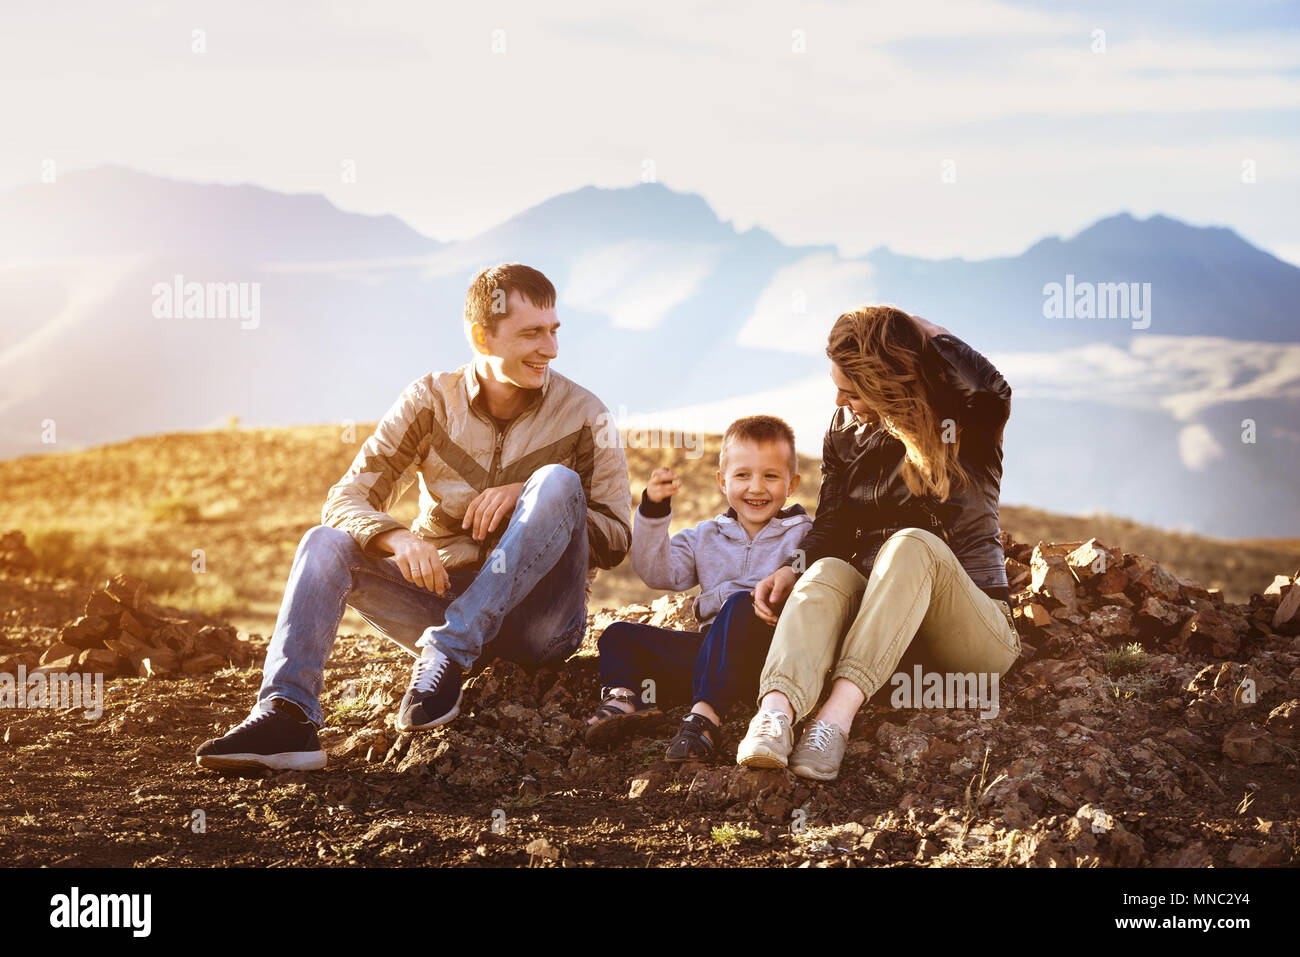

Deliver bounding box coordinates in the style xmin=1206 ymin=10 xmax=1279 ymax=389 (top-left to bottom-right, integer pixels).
xmin=645 ymin=467 xmax=681 ymax=503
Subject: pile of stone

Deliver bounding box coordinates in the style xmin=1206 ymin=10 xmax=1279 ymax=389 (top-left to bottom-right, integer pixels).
xmin=999 ymin=533 xmax=1299 ymax=656
xmin=0 ymin=530 xmax=38 ymax=575
xmin=587 ymin=592 xmax=700 ymax=639
xmin=37 ymin=573 xmax=253 ymax=678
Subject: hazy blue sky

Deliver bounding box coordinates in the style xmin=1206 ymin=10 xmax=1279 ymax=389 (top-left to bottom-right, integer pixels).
xmin=3 ymin=0 xmax=1297 ymax=262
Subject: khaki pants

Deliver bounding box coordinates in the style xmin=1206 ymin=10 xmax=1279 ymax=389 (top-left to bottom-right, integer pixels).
xmin=759 ymin=527 xmax=1021 ymax=719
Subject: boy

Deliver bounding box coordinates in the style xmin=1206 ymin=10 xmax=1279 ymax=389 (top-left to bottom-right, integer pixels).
xmin=584 ymin=415 xmax=810 ymax=762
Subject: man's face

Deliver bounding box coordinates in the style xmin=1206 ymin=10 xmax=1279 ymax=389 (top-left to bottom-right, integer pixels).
xmin=830 ymin=361 xmax=875 ymax=426
xmin=474 ymin=289 xmax=559 ymax=390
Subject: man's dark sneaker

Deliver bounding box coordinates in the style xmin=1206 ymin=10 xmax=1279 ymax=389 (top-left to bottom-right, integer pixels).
xmin=396 ymin=647 xmax=463 ymax=732
xmin=195 ymin=698 xmax=326 ymax=771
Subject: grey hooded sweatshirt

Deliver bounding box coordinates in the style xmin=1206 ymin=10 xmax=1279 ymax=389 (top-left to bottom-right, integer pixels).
xmin=631 ymin=493 xmax=813 ymax=626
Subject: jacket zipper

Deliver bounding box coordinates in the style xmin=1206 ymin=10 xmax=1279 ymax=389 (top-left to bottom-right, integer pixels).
xmin=487 ymin=421 xmax=510 ymax=486
xmin=477 ymin=418 xmax=515 ymax=566
xmin=743 ymin=514 xmax=806 ymax=572
xmin=866 ymin=426 xmax=883 ymax=511
xmin=861 ymin=428 xmax=883 ymax=561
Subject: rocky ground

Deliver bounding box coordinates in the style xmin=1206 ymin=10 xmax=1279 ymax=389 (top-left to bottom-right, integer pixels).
xmin=1 ymin=528 xmax=1298 ymax=868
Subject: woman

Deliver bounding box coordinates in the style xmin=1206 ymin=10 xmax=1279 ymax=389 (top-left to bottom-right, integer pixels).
xmin=737 ymin=305 xmax=1020 ymax=781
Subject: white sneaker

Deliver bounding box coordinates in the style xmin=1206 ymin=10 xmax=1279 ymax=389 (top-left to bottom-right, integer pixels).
xmin=790 ymin=719 xmax=848 ymax=781
xmin=736 ymin=709 xmax=794 ymax=769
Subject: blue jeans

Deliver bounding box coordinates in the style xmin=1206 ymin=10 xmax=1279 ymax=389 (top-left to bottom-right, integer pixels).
xmin=596 ymin=591 xmax=774 ymax=717
xmin=257 ymin=464 xmax=590 ymax=727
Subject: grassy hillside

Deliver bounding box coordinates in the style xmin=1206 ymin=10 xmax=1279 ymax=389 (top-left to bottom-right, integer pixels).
xmin=0 ymin=424 xmax=1294 ymax=638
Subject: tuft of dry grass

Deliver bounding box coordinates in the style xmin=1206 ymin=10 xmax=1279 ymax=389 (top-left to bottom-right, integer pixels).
xmin=1102 ymin=643 xmax=1151 ymax=677
xmin=148 ymin=496 xmax=203 ymax=524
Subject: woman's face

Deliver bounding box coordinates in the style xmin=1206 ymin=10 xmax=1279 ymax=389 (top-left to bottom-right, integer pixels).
xmin=830 ymin=362 xmax=876 ymax=426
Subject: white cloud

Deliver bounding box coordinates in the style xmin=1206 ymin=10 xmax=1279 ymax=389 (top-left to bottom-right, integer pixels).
xmin=1178 ymin=423 xmax=1225 ymax=471
xmin=736 ymin=253 xmax=876 ymax=353
xmin=988 ymin=336 xmax=1300 ymax=419
xmin=562 ymin=240 xmax=723 ymax=330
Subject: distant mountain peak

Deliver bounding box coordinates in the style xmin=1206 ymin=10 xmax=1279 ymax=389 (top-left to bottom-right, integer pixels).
xmin=0 ymin=164 xmax=439 ymax=261
xmin=995 ymin=210 xmax=1264 ymax=265
xmin=1070 ymin=210 xmax=1249 ymax=251
xmin=481 ymin=180 xmax=741 ymax=246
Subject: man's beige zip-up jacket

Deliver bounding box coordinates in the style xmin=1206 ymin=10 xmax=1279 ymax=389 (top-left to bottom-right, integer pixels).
xmin=321 ymin=364 xmax=633 ymax=594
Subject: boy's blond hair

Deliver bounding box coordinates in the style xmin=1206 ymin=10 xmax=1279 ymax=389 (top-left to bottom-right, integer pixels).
xmin=719 ymin=415 xmax=798 ymax=477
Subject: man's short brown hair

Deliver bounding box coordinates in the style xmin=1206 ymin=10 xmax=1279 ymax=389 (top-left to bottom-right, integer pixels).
xmin=719 ymin=415 xmax=798 ymax=477
xmin=464 ymin=263 xmax=557 ymax=334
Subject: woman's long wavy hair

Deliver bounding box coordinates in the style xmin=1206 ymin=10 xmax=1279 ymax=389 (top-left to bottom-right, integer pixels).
xmin=826 ymin=305 xmax=972 ymax=502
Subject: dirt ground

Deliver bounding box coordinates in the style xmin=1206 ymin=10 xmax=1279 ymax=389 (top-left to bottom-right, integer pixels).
xmin=2 ymin=552 xmax=1297 ymax=869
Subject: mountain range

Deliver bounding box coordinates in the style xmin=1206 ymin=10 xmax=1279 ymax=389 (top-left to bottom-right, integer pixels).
xmin=1 ymin=165 xmax=1296 ymax=537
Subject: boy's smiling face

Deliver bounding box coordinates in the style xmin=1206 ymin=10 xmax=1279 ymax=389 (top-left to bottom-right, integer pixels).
xmin=716 ymin=438 xmax=800 ymax=537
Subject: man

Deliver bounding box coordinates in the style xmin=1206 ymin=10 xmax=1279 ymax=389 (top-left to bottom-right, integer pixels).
xmin=196 ymin=263 xmax=633 ymax=771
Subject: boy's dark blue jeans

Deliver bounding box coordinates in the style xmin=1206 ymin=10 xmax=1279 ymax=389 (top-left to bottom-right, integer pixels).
xmin=596 ymin=590 xmax=774 ymax=716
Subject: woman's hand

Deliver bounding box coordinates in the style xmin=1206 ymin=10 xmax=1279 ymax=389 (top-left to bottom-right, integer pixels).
xmin=753 ymin=566 xmax=799 ymax=625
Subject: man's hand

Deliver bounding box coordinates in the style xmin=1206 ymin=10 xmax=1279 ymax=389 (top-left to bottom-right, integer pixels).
xmin=373 ymin=528 xmax=451 ymax=595
xmin=752 ymin=566 xmax=799 ymax=626
xmin=646 ymin=468 xmax=680 ymax=503
xmin=462 ymin=482 xmax=526 ymax=541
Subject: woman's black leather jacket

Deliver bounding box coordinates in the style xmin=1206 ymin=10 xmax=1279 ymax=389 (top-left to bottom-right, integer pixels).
xmin=783 ymin=333 xmax=1013 ymax=601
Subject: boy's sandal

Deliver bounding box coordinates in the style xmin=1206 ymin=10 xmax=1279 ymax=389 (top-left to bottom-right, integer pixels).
xmin=665 ymin=712 xmax=722 ymax=763
xmin=584 ymin=687 xmax=664 ymax=749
